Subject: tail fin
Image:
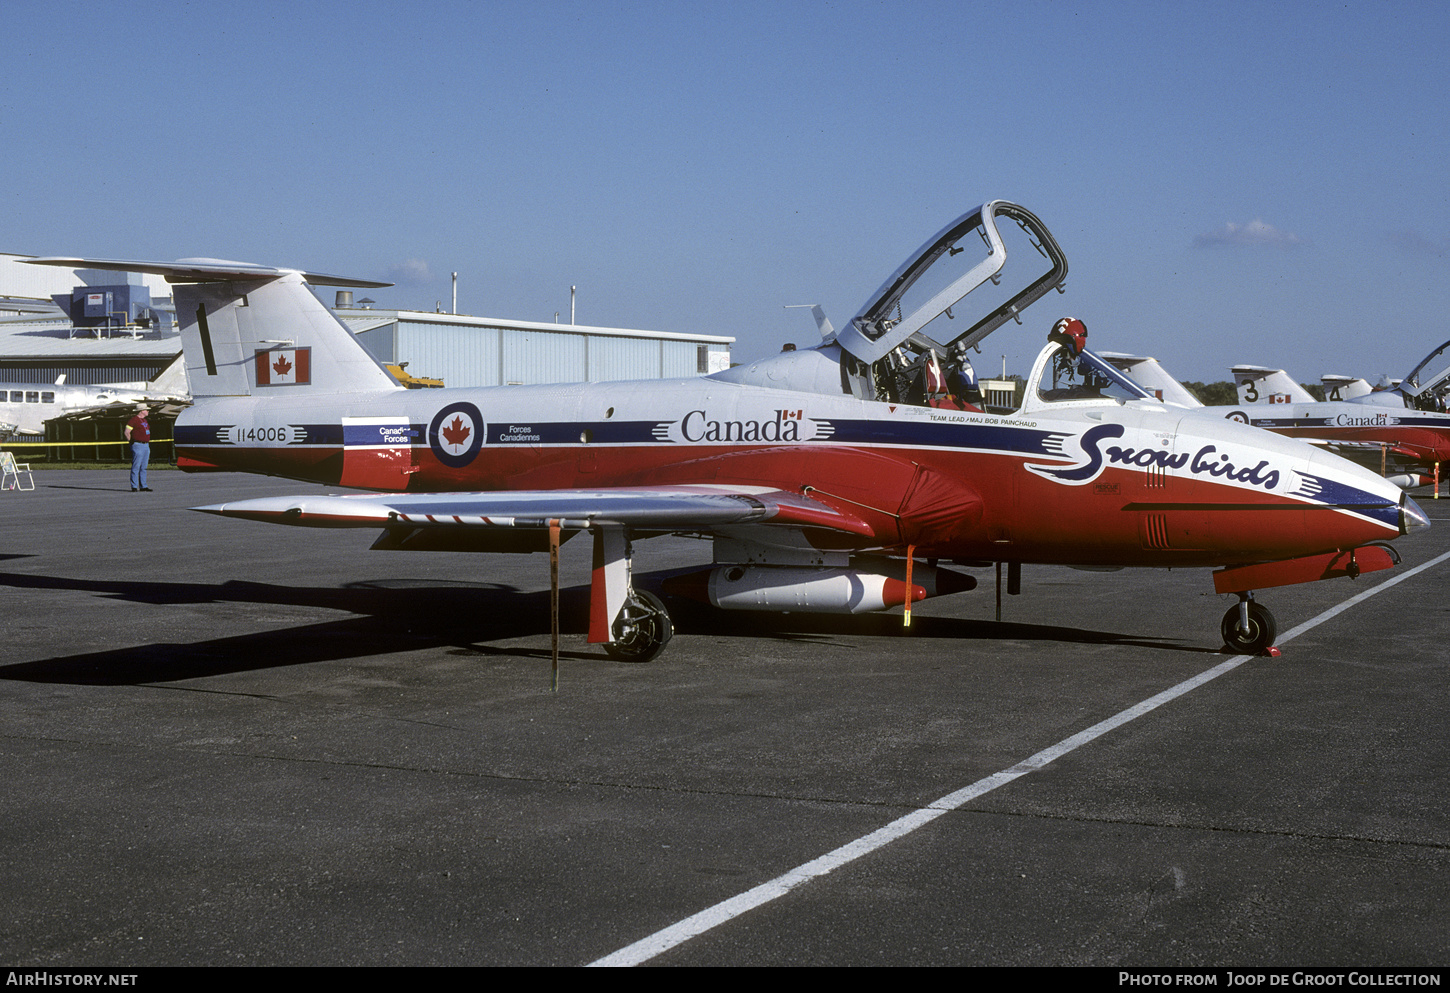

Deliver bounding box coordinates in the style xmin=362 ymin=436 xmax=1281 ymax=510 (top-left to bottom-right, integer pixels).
xmin=1230 ymin=365 xmax=1316 ymax=405
xmin=22 ymin=257 xmax=401 ymax=398
xmin=1320 ymin=374 xmax=1372 ymax=401
xmin=1098 ymin=352 xmax=1204 ymax=408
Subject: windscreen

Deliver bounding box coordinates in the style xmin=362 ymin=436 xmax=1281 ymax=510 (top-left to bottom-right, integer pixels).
xmin=1037 ymin=346 xmax=1157 ymax=404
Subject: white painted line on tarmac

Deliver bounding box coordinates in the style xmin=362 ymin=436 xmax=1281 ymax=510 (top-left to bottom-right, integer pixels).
xmin=588 ymin=548 xmax=1450 ymax=967
xmin=1274 ymin=548 xmax=1450 ymax=642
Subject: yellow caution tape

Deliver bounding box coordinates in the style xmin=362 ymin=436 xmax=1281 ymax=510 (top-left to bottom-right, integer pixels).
xmin=1 ymin=439 xmax=173 ymax=448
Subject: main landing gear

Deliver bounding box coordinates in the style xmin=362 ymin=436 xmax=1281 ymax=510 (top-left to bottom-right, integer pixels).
xmin=587 ymin=526 xmax=676 ymax=665
xmin=1220 ymin=592 xmax=1278 ymax=656
xmin=603 ymin=590 xmax=674 ymax=663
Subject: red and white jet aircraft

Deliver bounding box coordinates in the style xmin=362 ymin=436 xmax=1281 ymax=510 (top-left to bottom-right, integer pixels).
xmin=27 ymin=201 xmax=1429 ymax=659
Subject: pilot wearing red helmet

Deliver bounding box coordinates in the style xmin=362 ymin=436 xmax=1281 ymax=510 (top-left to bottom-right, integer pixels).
xmin=1049 ymin=317 xmax=1088 ymax=356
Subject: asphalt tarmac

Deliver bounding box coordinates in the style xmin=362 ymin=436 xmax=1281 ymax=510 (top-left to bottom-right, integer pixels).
xmin=2 ymin=469 xmax=1447 ymax=967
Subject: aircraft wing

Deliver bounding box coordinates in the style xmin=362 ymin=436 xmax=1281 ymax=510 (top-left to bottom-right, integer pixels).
xmin=1293 ymin=438 xmax=1431 ymax=487
xmin=1304 ymin=439 xmax=1423 ymax=458
xmin=193 ymin=484 xmax=875 ymax=536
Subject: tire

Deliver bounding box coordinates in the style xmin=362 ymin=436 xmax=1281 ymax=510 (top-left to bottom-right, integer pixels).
xmin=603 ymin=590 xmax=674 ymax=663
xmin=1221 ymin=601 xmax=1277 ymax=655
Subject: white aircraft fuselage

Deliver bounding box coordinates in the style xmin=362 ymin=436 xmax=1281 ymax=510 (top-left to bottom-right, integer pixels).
xmin=0 ymin=382 xmax=149 ymax=436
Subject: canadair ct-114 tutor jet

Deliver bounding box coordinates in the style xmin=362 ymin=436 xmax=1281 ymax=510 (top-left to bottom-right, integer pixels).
xmin=26 ymin=201 xmax=1429 ymax=659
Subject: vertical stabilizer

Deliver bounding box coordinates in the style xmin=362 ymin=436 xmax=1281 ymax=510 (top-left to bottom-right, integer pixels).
xmin=1098 ymin=352 xmax=1204 ymax=407
xmin=175 ymin=270 xmax=399 ymax=397
xmin=144 ymin=354 xmax=190 ymax=398
xmin=20 ymin=257 xmax=402 ymax=398
xmin=1230 ymin=365 xmax=1316 ymax=405
xmin=1321 ymin=374 xmax=1372 ymax=401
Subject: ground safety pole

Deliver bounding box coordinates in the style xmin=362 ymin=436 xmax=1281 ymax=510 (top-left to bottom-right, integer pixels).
xmin=549 ymin=520 xmax=561 ymax=692
xmin=995 ymin=561 xmax=1002 ymax=622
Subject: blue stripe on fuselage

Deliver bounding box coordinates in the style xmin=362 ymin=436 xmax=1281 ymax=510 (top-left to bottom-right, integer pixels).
xmin=1288 ymin=472 xmax=1401 ymax=528
xmin=176 ymin=417 xmax=1068 ymax=456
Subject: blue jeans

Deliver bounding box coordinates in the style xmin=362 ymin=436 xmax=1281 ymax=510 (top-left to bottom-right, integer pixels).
xmin=130 ymin=442 xmax=150 ymax=490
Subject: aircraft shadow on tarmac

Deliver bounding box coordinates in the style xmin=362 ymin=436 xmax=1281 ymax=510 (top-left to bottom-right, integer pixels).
xmin=0 ymin=570 xmax=1206 ymax=686
xmin=40 ymin=483 xmax=148 ymax=493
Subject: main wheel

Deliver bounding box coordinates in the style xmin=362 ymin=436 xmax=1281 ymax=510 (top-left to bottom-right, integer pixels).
xmin=604 ymin=590 xmax=674 ymax=663
xmin=1220 ymin=601 xmax=1277 ymax=655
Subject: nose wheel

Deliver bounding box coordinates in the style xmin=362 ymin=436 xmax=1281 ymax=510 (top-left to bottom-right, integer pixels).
xmin=1220 ymin=595 xmax=1277 ymax=655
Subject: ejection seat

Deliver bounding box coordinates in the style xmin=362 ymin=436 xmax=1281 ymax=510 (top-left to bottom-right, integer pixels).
xmin=1 ymin=451 xmax=34 ymax=491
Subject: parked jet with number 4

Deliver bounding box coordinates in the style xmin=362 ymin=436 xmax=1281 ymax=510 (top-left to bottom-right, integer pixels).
xmin=26 ymin=201 xmax=1429 ymax=659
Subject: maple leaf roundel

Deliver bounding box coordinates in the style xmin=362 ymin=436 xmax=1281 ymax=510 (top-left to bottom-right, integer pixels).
xmin=427 ymin=401 xmax=485 ymax=468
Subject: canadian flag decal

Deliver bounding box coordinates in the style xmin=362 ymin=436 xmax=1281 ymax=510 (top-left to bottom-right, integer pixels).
xmin=255 ymin=348 xmax=311 ymax=386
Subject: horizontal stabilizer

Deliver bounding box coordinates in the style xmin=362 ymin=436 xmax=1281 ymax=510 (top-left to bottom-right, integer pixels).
xmin=23 ymin=256 xmax=390 ymax=288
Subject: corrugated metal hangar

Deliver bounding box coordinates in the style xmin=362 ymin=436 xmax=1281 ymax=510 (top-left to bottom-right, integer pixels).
xmin=341 ymin=304 xmax=733 ymax=388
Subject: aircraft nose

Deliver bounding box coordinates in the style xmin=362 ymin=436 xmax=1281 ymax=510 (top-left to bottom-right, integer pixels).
xmin=1401 ymin=494 xmax=1431 ymax=535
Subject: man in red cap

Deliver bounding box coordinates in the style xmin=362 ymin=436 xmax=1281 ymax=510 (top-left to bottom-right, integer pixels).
xmin=124 ymin=406 xmax=152 ymax=492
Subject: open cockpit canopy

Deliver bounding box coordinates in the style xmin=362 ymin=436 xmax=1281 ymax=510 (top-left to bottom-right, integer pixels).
xmin=712 ymin=200 xmax=1070 ymax=405
xmin=835 ymin=201 xmax=1068 ymax=366
xmin=833 ymin=201 xmax=1069 ymax=406
xmin=1349 ymin=338 xmax=1450 ymax=411
xmin=1400 ymin=339 xmax=1450 ymax=408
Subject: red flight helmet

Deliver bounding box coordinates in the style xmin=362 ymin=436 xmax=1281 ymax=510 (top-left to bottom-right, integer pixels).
xmin=1050 ymin=317 xmax=1087 ymax=356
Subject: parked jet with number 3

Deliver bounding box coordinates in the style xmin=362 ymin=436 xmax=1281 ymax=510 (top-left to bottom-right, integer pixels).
xmin=26 ymin=201 xmax=1428 ymax=659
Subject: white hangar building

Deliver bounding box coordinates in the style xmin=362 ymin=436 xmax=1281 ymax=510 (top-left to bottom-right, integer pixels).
xmin=337 ymin=299 xmax=734 ymax=389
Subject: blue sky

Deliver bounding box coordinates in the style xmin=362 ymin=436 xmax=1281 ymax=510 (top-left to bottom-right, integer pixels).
xmin=5 ymin=0 xmax=1448 ymax=384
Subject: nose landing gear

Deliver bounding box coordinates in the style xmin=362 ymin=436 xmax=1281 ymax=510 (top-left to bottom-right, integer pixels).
xmin=1220 ymin=593 xmax=1278 ymax=655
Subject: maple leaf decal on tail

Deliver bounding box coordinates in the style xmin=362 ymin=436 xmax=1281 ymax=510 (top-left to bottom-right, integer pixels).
xmin=254 ymin=347 xmax=309 ymax=386
xmin=442 ymin=416 xmax=471 ymax=449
